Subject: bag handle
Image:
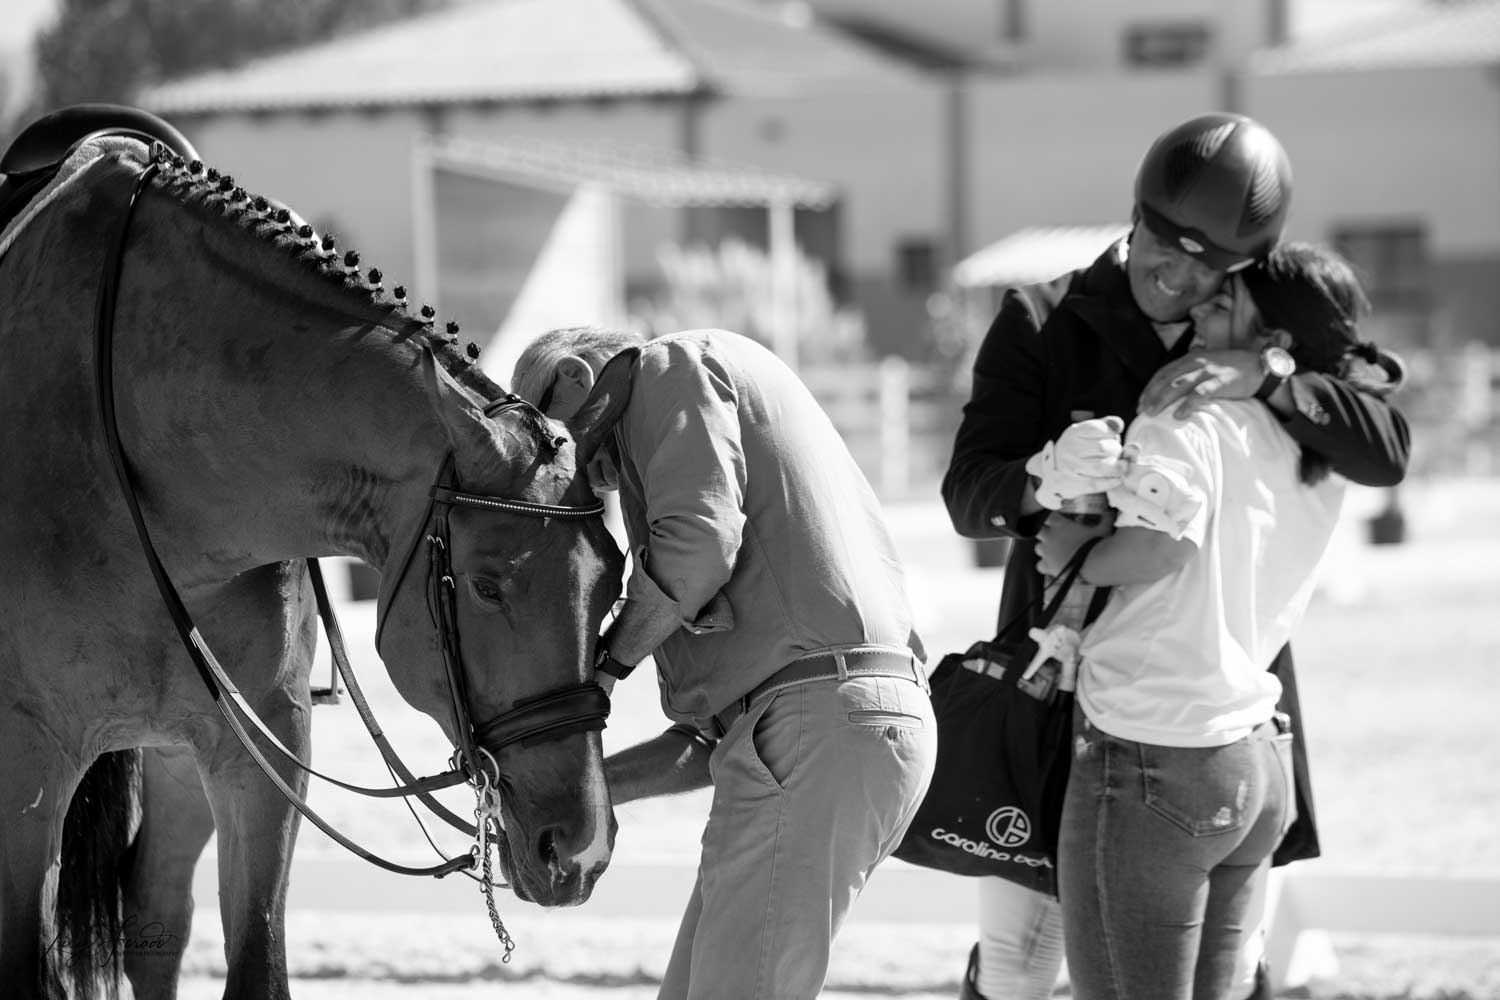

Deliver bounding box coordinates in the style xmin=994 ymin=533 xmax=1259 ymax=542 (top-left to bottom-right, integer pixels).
xmin=991 ymin=536 xmax=1105 ymax=644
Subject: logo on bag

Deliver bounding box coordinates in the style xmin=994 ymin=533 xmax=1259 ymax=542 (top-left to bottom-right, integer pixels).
xmin=985 ymin=807 xmax=1031 ymax=848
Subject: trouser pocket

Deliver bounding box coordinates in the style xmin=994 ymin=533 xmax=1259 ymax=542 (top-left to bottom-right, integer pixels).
xmin=1141 ymin=741 xmax=1255 ymax=837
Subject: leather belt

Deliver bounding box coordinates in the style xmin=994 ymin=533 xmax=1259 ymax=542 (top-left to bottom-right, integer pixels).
xmin=710 ymin=646 xmax=927 ymax=739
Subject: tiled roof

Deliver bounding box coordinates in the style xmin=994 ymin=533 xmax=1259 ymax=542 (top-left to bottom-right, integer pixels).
xmin=425 ymin=133 xmax=839 ymax=208
xmin=953 ymin=225 xmax=1128 ymax=289
xmin=636 ymin=0 xmax=930 ymax=94
xmin=140 ymin=0 xmax=701 ymax=113
xmin=1255 ymin=0 xmax=1500 ymax=74
xmin=139 ymin=0 xmax=923 ymax=115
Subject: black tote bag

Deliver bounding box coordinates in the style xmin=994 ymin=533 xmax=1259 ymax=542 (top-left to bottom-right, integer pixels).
xmin=893 ymin=541 xmax=1105 ymax=896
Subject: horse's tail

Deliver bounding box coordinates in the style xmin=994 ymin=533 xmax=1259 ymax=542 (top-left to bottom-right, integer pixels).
xmin=55 ymin=748 xmax=142 ymax=1000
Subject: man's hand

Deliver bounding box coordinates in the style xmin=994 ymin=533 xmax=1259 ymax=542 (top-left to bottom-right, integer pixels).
xmin=1139 ymin=350 xmax=1259 ymax=418
xmin=1035 ymin=512 xmax=1113 ymax=578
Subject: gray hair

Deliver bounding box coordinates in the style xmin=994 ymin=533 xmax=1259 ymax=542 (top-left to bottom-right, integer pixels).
xmin=512 ymin=326 xmax=645 ymax=407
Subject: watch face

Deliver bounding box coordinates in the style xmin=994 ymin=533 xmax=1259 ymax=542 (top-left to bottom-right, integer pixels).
xmin=1263 ymin=346 xmax=1296 ymax=378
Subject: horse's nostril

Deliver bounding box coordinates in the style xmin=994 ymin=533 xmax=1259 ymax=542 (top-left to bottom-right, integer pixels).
xmin=537 ymin=827 xmax=560 ymax=868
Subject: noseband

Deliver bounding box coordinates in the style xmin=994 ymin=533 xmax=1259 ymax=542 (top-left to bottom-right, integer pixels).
xmin=375 ymin=440 xmax=612 ymax=787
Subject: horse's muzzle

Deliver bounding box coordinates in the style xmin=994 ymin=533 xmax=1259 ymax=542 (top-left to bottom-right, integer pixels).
xmin=495 ymin=823 xmax=609 ymax=907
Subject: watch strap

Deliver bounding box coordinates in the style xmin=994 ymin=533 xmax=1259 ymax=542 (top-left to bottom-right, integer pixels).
xmin=1253 ymin=371 xmax=1285 ymax=402
xmin=595 ymin=649 xmax=637 ymax=681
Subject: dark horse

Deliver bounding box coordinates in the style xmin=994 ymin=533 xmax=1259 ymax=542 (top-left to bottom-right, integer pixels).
xmin=0 ymin=110 xmax=629 ymax=998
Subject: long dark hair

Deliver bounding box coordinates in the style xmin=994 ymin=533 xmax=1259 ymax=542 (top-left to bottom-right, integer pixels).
xmin=1241 ymin=242 xmax=1390 ymax=483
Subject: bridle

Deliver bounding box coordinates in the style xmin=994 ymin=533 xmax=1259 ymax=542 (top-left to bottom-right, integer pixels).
xmin=374 ymin=443 xmax=612 ymax=793
xmin=90 ymin=145 xmax=611 ymax=882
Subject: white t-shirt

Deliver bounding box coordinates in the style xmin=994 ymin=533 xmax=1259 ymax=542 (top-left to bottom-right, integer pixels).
xmin=1077 ymin=401 xmax=1345 ymax=747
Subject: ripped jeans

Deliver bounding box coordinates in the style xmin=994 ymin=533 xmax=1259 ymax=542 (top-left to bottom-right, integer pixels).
xmin=1058 ymin=711 xmax=1294 ymax=1000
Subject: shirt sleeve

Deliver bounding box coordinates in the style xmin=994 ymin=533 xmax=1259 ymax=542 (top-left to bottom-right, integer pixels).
xmin=1279 ymin=371 xmax=1410 ymax=487
xmin=1109 ymin=413 xmax=1215 ymax=545
xmin=619 ymin=340 xmax=748 ymax=635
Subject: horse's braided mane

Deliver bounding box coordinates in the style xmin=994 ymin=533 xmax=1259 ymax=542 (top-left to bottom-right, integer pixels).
xmin=138 ymin=143 xmax=561 ymax=451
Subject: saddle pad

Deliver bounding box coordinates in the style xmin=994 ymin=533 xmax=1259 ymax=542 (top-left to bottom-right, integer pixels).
xmin=0 ymin=135 xmax=142 ymax=264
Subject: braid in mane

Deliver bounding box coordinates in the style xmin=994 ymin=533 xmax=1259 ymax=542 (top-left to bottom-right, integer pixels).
xmin=139 ymin=142 xmax=562 ymax=448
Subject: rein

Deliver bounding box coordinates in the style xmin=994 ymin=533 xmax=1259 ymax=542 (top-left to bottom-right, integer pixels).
xmin=91 ymin=149 xmax=609 ymax=879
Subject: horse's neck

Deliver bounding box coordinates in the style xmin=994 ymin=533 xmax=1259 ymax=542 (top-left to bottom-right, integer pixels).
xmin=120 ymin=196 xmax=482 ymax=581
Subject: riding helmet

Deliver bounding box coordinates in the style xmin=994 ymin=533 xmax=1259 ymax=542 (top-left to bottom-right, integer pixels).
xmin=1134 ymin=112 xmax=1293 ymax=272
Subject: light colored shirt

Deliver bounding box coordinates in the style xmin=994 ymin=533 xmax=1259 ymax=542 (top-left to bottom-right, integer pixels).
xmin=607 ymin=330 xmax=921 ymax=727
xmin=1077 ymin=401 xmax=1344 ymax=747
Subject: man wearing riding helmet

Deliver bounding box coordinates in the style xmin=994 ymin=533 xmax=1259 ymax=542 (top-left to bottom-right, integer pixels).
xmin=942 ymin=112 xmax=1410 ymax=1000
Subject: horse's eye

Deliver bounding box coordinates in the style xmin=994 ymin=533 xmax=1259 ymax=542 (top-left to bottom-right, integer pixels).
xmin=469 ymin=576 xmax=505 ymax=608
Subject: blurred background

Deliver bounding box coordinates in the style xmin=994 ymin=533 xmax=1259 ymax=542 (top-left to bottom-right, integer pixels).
xmin=5 ymin=2 xmax=1498 ymax=995
xmin=4 ymin=0 xmax=1496 ymax=509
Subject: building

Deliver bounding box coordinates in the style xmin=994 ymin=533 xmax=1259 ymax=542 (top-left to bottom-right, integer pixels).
xmin=138 ymin=0 xmax=1500 ymax=369
xmin=139 ymin=0 xmax=947 ymax=364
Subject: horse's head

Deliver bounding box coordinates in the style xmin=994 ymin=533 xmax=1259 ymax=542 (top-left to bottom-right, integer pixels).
xmin=374 ymin=351 xmax=633 ymax=906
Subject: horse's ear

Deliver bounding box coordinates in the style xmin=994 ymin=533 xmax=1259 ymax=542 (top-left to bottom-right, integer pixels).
xmin=568 ymin=347 xmax=638 ymax=465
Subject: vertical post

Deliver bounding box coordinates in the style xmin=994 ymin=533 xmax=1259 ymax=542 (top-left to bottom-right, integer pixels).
xmin=410 ymin=136 xmax=440 ymax=313
xmin=878 ymin=356 xmax=910 ymax=497
xmin=946 ymin=70 xmax=971 ymax=270
xmin=768 ymin=197 xmax=799 ymax=370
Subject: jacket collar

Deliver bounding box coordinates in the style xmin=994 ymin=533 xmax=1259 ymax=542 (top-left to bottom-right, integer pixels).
xmin=1063 ymin=239 xmax=1173 ymax=386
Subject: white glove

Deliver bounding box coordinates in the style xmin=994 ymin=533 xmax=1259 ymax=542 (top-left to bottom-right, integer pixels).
xmin=1025 ymin=416 xmax=1128 ymax=509
xmin=1107 ymin=445 xmax=1205 ymax=540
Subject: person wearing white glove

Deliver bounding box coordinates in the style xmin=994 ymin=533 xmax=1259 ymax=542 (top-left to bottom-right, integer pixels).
xmin=1024 ymin=416 xmax=1128 ymax=509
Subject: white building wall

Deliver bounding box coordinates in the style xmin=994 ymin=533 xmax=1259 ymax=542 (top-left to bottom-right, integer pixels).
xmin=174 ymin=101 xmax=683 ymax=307
xmin=701 ymin=83 xmax=948 ymax=276
xmin=964 ymin=70 xmax=1221 ymax=249
xmin=1246 ymin=65 xmax=1500 ymax=255
xmin=181 ymin=111 xmax=432 ymax=299
xmin=809 ymin=0 xmax=1272 ymax=71
xmin=441 ymin=103 xmax=680 ymax=153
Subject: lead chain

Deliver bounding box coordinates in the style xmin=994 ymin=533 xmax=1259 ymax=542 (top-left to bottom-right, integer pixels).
xmin=475 ymin=804 xmax=515 ymax=961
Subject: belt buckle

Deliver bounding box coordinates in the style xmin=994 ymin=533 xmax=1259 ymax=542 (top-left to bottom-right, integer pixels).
xmin=710 ymin=694 xmax=750 ymax=740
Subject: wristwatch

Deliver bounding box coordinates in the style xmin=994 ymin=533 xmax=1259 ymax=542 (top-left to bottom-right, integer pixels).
xmin=593 ymin=645 xmax=637 ymax=681
xmin=1254 ymin=345 xmax=1296 ymax=401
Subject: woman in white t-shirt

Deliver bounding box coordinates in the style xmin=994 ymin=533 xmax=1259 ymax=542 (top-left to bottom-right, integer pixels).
xmin=1034 ymin=242 xmax=1398 ymax=1000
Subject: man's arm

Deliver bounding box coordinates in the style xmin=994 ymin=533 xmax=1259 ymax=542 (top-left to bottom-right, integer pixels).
xmin=1138 ymin=351 xmax=1410 ymax=487
xmin=601 ymin=341 xmax=749 ymax=671
xmin=604 ymin=725 xmax=715 ymax=806
xmin=1274 ymin=371 xmax=1409 ymax=487
xmin=942 ymin=290 xmax=1051 ymax=539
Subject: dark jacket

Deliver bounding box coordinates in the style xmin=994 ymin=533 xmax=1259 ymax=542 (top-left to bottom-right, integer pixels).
xmin=941 ymin=241 xmax=1411 ymax=865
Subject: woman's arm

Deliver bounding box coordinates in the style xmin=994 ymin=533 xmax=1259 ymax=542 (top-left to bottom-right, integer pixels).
xmin=1035 ymin=516 xmax=1197 ymax=586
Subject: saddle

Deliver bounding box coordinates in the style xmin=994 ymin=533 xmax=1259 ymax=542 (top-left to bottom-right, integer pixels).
xmin=0 ymin=103 xmax=198 ymax=237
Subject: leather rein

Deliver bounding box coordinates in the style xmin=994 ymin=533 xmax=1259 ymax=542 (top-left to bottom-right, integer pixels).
xmin=92 ymin=149 xmax=609 ymax=877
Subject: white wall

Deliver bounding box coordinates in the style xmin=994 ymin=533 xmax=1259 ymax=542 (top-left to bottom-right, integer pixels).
xmin=964 ymin=70 xmax=1222 ymax=248
xmin=176 ymin=100 xmax=683 ymax=308
xmin=1247 ymin=65 xmax=1500 ymax=255
xmin=441 ymin=102 xmax=680 ymax=153
xmin=182 ymin=111 xmax=432 ymax=300
xmin=702 ymin=82 xmax=949 ymax=277
xmin=810 ymin=0 xmax=1272 ymax=71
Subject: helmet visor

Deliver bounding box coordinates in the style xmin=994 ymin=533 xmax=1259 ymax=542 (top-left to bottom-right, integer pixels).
xmin=1138 ymin=202 xmax=1256 ymax=274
